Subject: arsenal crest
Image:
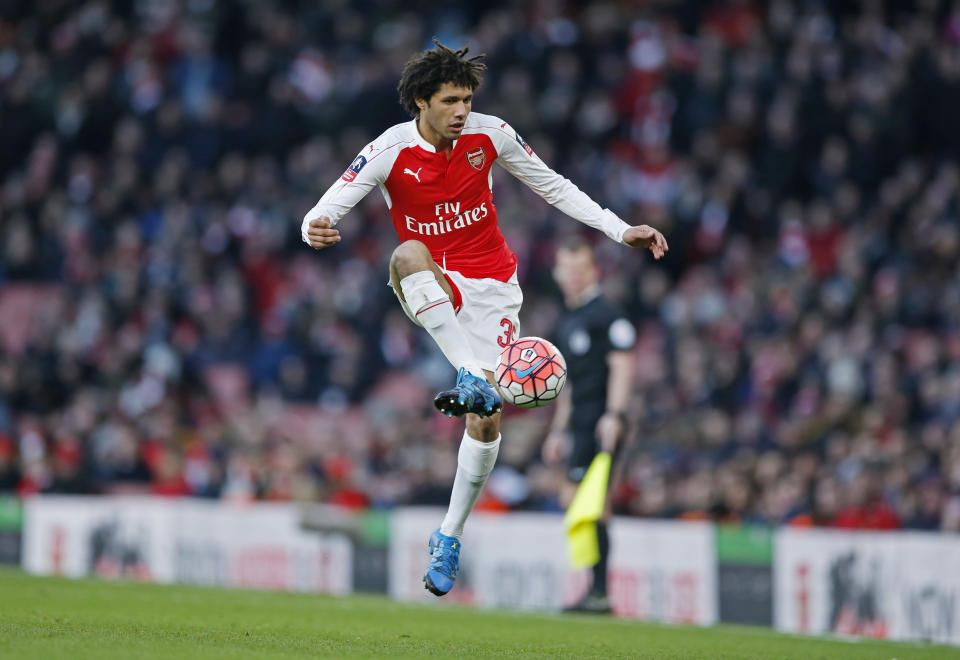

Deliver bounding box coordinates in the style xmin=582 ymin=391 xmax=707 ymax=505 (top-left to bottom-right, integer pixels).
xmin=466 ymin=147 xmax=486 ymax=170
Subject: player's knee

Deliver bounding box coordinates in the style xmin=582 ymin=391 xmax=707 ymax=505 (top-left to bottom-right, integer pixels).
xmin=390 ymin=240 xmax=432 ymax=276
xmin=465 ymin=413 xmax=500 ymax=443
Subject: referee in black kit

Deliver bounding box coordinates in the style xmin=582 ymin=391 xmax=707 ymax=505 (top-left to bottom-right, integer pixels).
xmin=543 ymin=235 xmax=636 ymax=614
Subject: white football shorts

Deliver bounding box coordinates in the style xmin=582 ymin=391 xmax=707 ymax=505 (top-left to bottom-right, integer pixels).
xmin=391 ymin=268 xmax=523 ymax=372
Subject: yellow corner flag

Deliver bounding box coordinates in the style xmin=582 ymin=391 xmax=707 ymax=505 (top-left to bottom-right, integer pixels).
xmin=563 ymin=451 xmax=612 ymax=568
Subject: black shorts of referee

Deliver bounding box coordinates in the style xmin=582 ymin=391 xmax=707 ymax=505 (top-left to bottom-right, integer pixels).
xmin=566 ymin=420 xmax=626 ymax=484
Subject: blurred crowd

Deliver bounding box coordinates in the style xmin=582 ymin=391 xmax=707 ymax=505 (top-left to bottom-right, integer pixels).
xmin=2 ymin=0 xmax=960 ymax=532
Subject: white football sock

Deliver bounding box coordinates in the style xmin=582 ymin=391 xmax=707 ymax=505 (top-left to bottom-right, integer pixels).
xmin=398 ymin=271 xmax=485 ymax=377
xmin=440 ymin=430 xmax=501 ymax=538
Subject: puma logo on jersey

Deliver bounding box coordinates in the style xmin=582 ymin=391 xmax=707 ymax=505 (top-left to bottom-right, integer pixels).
xmin=403 ymin=167 xmax=422 ymax=182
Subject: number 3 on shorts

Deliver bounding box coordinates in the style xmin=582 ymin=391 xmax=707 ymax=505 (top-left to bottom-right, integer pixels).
xmin=497 ymin=317 xmax=516 ymax=348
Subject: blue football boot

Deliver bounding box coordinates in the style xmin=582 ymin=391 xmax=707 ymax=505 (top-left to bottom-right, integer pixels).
xmin=434 ymin=367 xmax=503 ymax=418
xmin=423 ymin=528 xmax=461 ymax=596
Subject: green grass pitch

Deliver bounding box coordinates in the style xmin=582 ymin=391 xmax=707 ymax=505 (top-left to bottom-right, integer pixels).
xmin=1 ymin=568 xmax=957 ymax=659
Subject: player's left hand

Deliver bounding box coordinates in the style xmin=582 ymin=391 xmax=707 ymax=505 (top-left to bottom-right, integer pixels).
xmin=595 ymin=412 xmax=625 ymax=453
xmin=623 ymin=225 xmax=669 ymax=259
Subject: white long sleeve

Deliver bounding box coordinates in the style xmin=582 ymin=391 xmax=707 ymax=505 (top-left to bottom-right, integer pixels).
xmin=477 ymin=115 xmax=631 ymax=244
xmin=301 ymin=125 xmax=413 ymax=243
xmin=302 ymin=114 xmax=632 ymax=248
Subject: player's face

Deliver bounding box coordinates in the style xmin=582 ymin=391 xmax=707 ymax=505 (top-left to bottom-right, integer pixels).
xmin=417 ymin=83 xmax=473 ymax=143
xmin=553 ymin=248 xmax=599 ymax=301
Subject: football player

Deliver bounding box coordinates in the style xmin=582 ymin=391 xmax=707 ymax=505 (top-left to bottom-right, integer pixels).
xmin=302 ymin=40 xmax=667 ymax=597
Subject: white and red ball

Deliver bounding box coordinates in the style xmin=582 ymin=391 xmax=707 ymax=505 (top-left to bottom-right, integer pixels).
xmin=495 ymin=336 xmax=567 ymax=408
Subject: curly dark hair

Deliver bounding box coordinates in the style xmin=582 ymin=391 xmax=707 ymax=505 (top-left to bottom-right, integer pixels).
xmin=397 ymin=38 xmax=486 ymax=117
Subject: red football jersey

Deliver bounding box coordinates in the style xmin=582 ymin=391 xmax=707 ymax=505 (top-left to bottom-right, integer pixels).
xmin=304 ymin=112 xmax=629 ymax=281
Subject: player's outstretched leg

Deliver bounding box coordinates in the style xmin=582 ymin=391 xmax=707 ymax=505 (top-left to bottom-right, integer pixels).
xmin=390 ymin=241 xmax=501 ymax=418
xmin=391 ymin=241 xmax=502 ymax=418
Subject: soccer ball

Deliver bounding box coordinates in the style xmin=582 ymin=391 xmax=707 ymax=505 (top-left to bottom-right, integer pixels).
xmin=495 ymin=336 xmax=567 ymax=408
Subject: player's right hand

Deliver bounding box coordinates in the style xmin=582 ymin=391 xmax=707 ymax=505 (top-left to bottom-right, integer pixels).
xmin=302 ymin=216 xmax=341 ymax=249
